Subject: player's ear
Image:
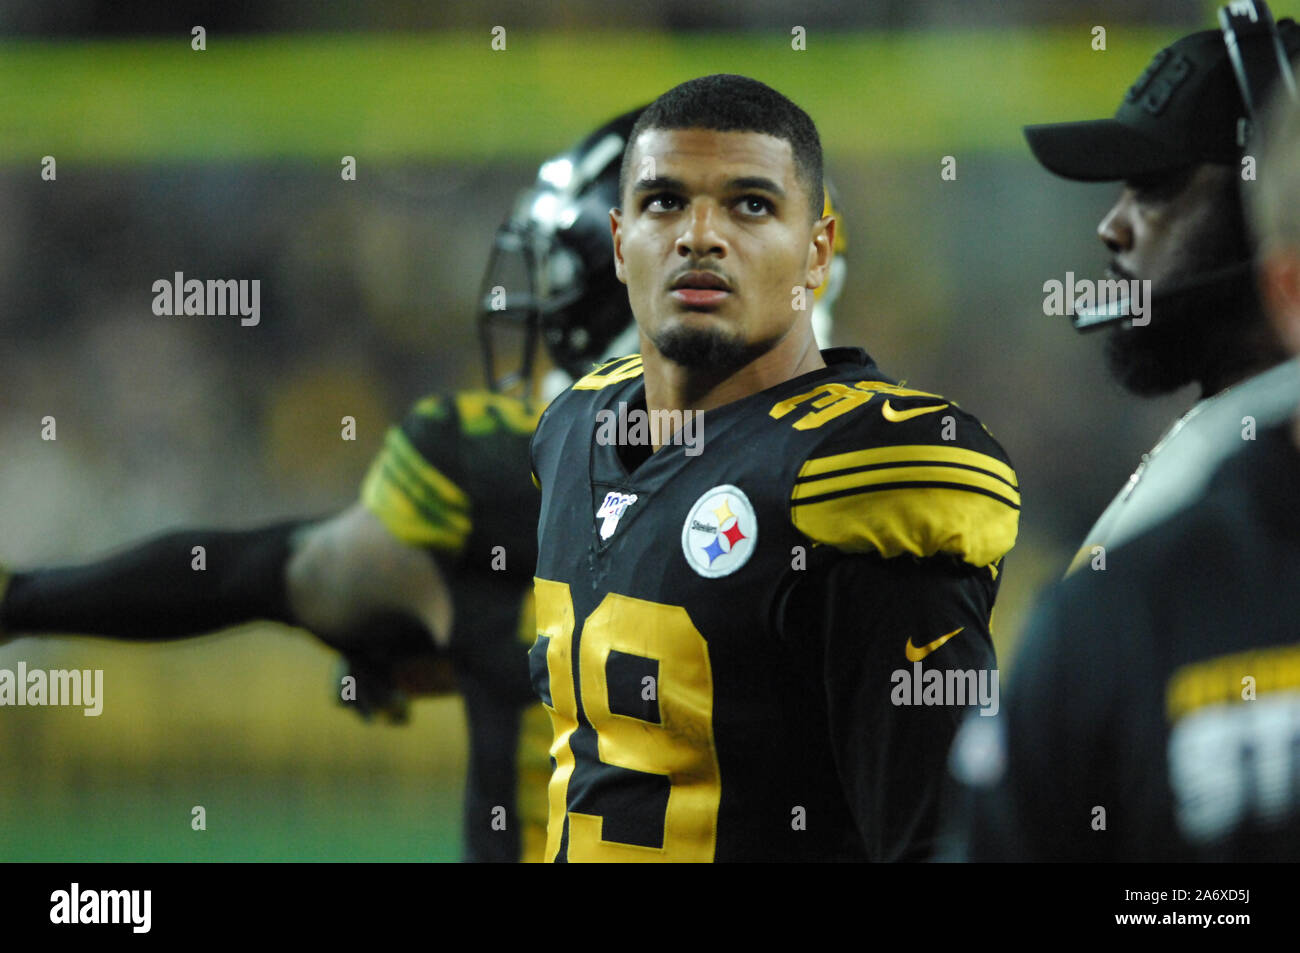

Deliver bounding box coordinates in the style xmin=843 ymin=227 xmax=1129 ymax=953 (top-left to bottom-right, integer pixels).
xmin=805 ymin=213 xmax=834 ymax=291
xmin=1260 ymin=247 xmax=1300 ymax=356
xmin=610 ymin=207 xmax=627 ymax=284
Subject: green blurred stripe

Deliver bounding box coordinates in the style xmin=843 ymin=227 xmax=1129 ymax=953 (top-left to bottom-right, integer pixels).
xmin=0 ymin=28 xmax=1174 ymax=164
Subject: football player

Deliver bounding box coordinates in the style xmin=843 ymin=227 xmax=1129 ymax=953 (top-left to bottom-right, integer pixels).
xmin=528 ymin=73 xmax=1018 ymax=862
xmin=944 ymin=87 xmax=1300 ymax=861
xmin=0 ymin=106 xmax=850 ymax=863
xmin=1022 ymin=3 xmax=1300 ymax=573
xmin=0 ymin=108 xmax=649 ymax=864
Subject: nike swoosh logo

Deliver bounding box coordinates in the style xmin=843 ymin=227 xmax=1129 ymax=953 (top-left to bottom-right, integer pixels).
xmin=905 ymin=627 xmax=964 ymax=662
xmin=881 ymin=400 xmax=950 ymax=423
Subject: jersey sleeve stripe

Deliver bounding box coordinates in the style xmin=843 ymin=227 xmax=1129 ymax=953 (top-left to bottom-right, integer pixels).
xmin=795 ymin=457 xmax=1016 ymax=493
xmin=800 ymin=444 xmax=1018 ymax=489
xmin=383 ymin=428 xmax=472 ymax=512
xmin=361 ymin=463 xmax=472 ymax=551
xmin=791 ymin=485 xmax=1019 ymax=567
xmin=358 ymin=428 xmax=472 ymax=551
xmin=571 ymin=355 xmax=644 ymax=390
xmin=793 ymin=464 xmax=1021 ymax=509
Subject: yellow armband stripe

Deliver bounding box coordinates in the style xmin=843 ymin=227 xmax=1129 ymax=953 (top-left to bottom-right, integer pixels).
xmin=800 ymin=443 xmax=1018 ymax=489
xmin=360 ymin=427 xmax=472 ymax=552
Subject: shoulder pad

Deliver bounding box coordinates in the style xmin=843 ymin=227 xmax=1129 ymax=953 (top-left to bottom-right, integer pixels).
xmin=779 ymin=380 xmax=1019 ymax=568
xmin=453 ymin=390 xmax=543 ymax=437
xmin=571 ymin=354 xmax=643 ymax=390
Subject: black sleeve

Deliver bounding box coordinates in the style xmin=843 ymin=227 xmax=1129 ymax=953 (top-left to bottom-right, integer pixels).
xmin=783 ymin=550 xmax=999 ymax=861
xmin=0 ymin=521 xmax=306 ymax=640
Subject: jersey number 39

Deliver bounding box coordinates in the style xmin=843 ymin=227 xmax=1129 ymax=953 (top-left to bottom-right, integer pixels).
xmin=530 ymin=578 xmax=721 ymax=861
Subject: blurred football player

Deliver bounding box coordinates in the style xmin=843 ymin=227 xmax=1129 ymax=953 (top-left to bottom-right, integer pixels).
xmin=0 ymin=108 xmax=648 ymax=864
xmin=528 ymin=73 xmax=1018 ymax=862
xmin=1023 ymin=4 xmax=1300 ymax=572
xmin=944 ymin=87 xmax=1300 ymax=861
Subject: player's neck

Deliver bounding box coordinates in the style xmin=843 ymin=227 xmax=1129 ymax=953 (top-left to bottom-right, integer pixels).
xmin=640 ymin=330 xmax=826 ymax=450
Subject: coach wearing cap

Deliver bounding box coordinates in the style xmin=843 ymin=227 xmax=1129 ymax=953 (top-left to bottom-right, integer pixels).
xmin=942 ymin=89 xmax=1300 ymax=863
xmin=1023 ymin=11 xmax=1300 ymax=573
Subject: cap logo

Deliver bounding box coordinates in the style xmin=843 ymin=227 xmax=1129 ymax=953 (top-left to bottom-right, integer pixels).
xmin=1127 ymin=52 xmax=1195 ymax=116
xmin=1126 ymin=49 xmax=1169 ymax=102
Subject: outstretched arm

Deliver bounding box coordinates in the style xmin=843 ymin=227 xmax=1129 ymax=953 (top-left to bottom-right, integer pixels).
xmin=0 ymin=519 xmax=307 ymax=640
xmin=285 ymin=502 xmax=453 ymax=659
xmin=0 ymin=502 xmax=455 ymax=716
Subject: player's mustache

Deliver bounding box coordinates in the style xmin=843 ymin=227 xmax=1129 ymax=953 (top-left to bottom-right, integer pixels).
xmin=667 ymin=265 xmax=735 ymax=292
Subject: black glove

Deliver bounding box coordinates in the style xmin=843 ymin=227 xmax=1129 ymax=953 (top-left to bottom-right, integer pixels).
xmin=335 ymin=653 xmax=412 ymax=724
xmin=327 ymin=611 xmax=457 ymax=724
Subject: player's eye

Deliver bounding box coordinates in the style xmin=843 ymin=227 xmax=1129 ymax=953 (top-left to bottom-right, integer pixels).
xmin=643 ymin=193 xmax=683 ymax=213
xmin=736 ymin=195 xmax=775 ymax=216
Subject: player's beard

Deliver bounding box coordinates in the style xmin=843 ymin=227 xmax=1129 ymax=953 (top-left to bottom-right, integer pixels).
xmin=652 ymin=322 xmax=771 ymax=373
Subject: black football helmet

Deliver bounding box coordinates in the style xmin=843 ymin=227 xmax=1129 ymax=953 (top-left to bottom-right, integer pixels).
xmin=479 ymin=106 xmax=645 ymax=393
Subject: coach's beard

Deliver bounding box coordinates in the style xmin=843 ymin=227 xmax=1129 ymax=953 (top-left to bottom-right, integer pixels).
xmin=652 ymin=323 xmax=773 ymax=374
xmin=1104 ymin=263 xmax=1269 ymax=398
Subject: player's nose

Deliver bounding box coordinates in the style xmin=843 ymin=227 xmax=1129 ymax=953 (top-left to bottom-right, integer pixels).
xmin=675 ymin=201 xmax=726 ymax=259
xmin=1097 ymin=192 xmax=1134 ymax=254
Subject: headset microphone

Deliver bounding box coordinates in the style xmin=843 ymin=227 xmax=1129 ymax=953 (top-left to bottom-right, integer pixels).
xmin=1071 ymin=261 xmax=1256 ymax=332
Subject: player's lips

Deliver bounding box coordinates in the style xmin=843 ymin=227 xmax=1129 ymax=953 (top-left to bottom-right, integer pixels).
xmin=669 ymin=270 xmax=733 ymax=308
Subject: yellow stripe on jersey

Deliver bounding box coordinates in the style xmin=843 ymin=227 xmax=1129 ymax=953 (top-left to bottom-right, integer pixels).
xmin=851 ymin=380 xmax=949 ymax=400
xmin=793 ymin=463 xmax=1020 ymax=509
xmin=800 ymin=443 xmax=1019 ymax=490
xmin=359 ymin=427 xmax=472 ymax=552
xmin=571 ymin=355 xmax=644 ymax=390
xmin=455 ymin=391 xmax=543 ymax=437
xmin=793 ymin=445 xmax=1019 ymax=568
xmin=791 ymin=485 xmax=1018 ymax=568
xmin=1166 ymin=642 xmax=1300 ymax=721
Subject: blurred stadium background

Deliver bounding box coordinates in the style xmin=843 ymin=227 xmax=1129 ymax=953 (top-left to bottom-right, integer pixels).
xmin=0 ymin=0 xmax=1255 ymax=860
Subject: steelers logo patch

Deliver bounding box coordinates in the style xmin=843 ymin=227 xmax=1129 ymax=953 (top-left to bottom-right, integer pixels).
xmin=681 ymin=484 xmax=757 ymax=578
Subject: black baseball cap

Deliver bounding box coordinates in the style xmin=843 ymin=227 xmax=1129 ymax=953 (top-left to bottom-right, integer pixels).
xmin=1024 ymin=22 xmax=1299 ymax=182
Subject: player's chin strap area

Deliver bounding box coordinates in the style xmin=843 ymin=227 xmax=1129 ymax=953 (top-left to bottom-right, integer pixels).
xmin=1071 ymin=260 xmax=1256 ymax=332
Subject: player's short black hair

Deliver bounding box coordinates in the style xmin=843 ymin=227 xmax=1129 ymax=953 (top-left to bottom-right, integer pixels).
xmin=618 ymin=74 xmax=825 ymax=222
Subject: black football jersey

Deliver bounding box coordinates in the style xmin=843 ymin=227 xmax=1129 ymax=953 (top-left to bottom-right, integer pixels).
xmin=945 ymin=424 xmax=1300 ymax=861
xmin=529 ymin=348 xmax=1020 ymax=862
xmin=361 ymin=390 xmax=548 ymax=862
